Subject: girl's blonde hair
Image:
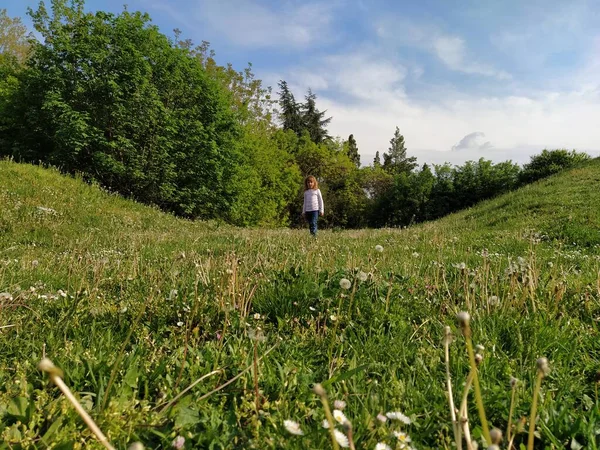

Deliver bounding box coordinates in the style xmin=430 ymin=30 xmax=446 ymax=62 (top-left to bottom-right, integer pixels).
xmin=304 ymin=175 xmax=318 ymax=190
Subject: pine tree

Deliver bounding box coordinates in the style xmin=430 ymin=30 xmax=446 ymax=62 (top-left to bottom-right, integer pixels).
xmin=346 ymin=134 xmax=360 ymax=167
xmin=373 ymin=151 xmax=381 ymax=167
xmin=382 ymin=126 xmax=417 ymax=175
xmin=277 ymin=80 xmax=302 ymax=135
xmin=301 ymin=88 xmax=331 ymax=144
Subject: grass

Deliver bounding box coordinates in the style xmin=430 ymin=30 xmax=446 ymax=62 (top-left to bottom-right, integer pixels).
xmin=1 ymin=158 xmax=600 ymax=449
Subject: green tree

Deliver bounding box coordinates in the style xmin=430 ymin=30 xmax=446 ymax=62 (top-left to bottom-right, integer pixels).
xmin=344 ymin=134 xmax=360 ymax=167
xmin=277 ymin=80 xmax=302 ymax=136
xmin=301 ymin=88 xmax=331 ymax=144
xmin=1 ymin=0 xmax=242 ymax=220
xmin=519 ymin=149 xmax=590 ymax=185
xmin=0 ymin=9 xmax=32 ymax=64
xmin=382 ymin=126 xmax=417 ymax=175
xmin=373 ymin=151 xmax=382 ymax=168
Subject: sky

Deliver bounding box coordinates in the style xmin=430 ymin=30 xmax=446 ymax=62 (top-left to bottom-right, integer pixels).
xmin=4 ymin=0 xmax=600 ymax=167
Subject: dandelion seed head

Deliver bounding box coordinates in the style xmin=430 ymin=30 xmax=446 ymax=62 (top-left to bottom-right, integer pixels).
xmin=358 ymin=271 xmax=368 ymax=282
xmin=312 ymin=383 xmax=326 ymax=396
xmin=536 ymin=357 xmax=550 ymax=375
xmin=490 ymin=428 xmax=503 ymax=445
xmin=457 ymin=311 xmax=470 ymax=326
xmin=283 ymin=419 xmax=303 ymax=435
xmin=510 ymin=376 xmax=518 ymax=387
xmin=339 ymin=278 xmax=352 ymax=290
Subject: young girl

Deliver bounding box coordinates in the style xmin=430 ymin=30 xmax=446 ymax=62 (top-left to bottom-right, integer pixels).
xmin=302 ymin=175 xmax=324 ymax=237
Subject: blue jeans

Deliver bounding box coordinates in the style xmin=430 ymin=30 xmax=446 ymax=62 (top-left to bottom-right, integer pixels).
xmin=305 ymin=211 xmax=319 ymax=236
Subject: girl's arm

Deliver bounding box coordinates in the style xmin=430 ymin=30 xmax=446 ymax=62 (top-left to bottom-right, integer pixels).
xmin=317 ymin=189 xmax=324 ymax=214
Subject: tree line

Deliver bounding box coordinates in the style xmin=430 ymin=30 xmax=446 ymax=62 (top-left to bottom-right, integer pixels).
xmin=0 ymin=2 xmax=591 ymax=228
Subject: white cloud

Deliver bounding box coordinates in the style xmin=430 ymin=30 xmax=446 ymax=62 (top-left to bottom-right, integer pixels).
xmin=151 ymin=0 xmax=340 ymax=49
xmin=275 ymin=49 xmax=600 ymax=167
xmin=376 ymin=18 xmax=511 ymax=80
xmin=452 ymin=132 xmax=493 ymax=152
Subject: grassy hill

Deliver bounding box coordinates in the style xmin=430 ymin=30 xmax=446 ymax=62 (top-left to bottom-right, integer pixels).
xmin=1 ymin=159 xmax=600 ymax=449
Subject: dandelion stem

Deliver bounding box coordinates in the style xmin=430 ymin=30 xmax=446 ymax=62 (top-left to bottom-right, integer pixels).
xmin=313 ymin=384 xmax=339 ymax=450
xmin=507 ymin=380 xmax=518 ymax=444
xmin=39 ymin=358 xmax=115 ymax=450
xmin=443 ymin=326 xmax=462 ymax=450
xmin=464 ymin=327 xmax=491 ymax=444
xmin=527 ymin=370 xmax=544 ymax=450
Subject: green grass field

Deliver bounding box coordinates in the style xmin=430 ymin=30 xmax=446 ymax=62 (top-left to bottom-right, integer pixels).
xmin=1 ymin=159 xmax=600 ymax=449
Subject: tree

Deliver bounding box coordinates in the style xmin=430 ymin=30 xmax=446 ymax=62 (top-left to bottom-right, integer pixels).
xmin=277 ymin=80 xmax=302 ymax=136
xmin=373 ymin=151 xmax=382 ymax=168
xmin=1 ymin=0 xmax=243 ymax=220
xmin=301 ymin=88 xmax=331 ymax=144
xmin=518 ymin=149 xmax=590 ymax=185
xmin=382 ymin=126 xmax=417 ymax=175
xmin=0 ymin=9 xmax=32 ymax=64
xmin=345 ymin=134 xmax=360 ymax=167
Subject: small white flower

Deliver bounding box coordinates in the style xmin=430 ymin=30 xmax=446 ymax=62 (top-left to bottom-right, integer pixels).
xmin=375 ymin=444 xmax=392 ymax=450
xmin=394 ymin=431 xmax=411 ymax=442
xmin=339 ymin=278 xmax=352 ymax=290
xmin=176 ymin=321 xmax=184 ymax=327
xmin=58 ymin=289 xmax=67 ymax=298
xmin=253 ymin=313 xmax=261 ymax=320
xmin=358 ymin=271 xmax=368 ymax=282
xmin=322 ymin=419 xmax=330 ymax=428
xmin=333 ymin=409 xmax=348 ymax=424
xmin=334 ymin=399 xmax=346 ymax=410
xmin=376 ymin=413 xmax=388 ymax=423
xmin=309 ymin=306 xmax=316 ymax=311
xmin=334 ymin=429 xmax=349 ymax=448
xmin=171 ymin=436 xmax=185 ymax=449
xmin=386 ymin=411 xmax=411 ymax=424
xmin=120 ymin=306 xmax=128 ymax=314
xmin=284 ymin=419 xmax=303 ymax=435
xmin=375 ymin=245 xmax=384 ymax=253
xmin=330 ymin=315 xmax=338 ymax=322
xmin=412 ymin=252 xmax=420 ymax=258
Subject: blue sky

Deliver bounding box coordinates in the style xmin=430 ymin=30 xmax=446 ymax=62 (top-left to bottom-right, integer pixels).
xmin=4 ymin=0 xmax=600 ymax=166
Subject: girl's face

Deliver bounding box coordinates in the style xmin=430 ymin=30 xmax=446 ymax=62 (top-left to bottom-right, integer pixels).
xmin=307 ymin=179 xmax=315 ymax=188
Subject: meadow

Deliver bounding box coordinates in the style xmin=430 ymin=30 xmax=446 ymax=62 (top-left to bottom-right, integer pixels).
xmin=1 ymin=159 xmax=600 ymax=449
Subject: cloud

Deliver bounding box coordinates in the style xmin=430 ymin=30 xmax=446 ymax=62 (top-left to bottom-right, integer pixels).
xmin=376 ymin=19 xmax=511 ymax=80
xmin=150 ymin=0 xmax=340 ymax=49
xmin=451 ymin=132 xmax=493 ymax=152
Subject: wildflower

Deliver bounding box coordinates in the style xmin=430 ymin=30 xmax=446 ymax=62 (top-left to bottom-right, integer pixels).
xmin=358 ymin=271 xmax=368 ymax=282
xmin=339 ymin=278 xmax=352 ymax=290
xmin=334 ymin=429 xmax=349 ymax=448
xmin=32 ymin=260 xmax=39 ymax=268
xmin=536 ymin=357 xmax=550 ymax=375
xmin=322 ymin=419 xmax=330 ymax=428
xmin=334 ymin=399 xmax=347 ymax=410
xmin=309 ymin=306 xmax=316 ymax=311
xmin=171 ymin=436 xmax=185 ymax=449
xmin=375 ymin=444 xmax=392 ymax=450
xmin=386 ymin=411 xmax=411 ymax=424
xmin=375 ymin=245 xmax=384 ymax=253
xmin=176 ymin=321 xmax=184 ymax=327
xmin=253 ymin=313 xmax=261 ymax=320
xmin=334 ymin=409 xmax=348 ymax=424
xmin=58 ymin=289 xmax=67 ymax=298
xmin=120 ymin=306 xmax=128 ymax=314
xmin=488 ymin=295 xmax=500 ymax=306
xmin=412 ymin=252 xmax=420 ymax=258
xmin=393 ymin=431 xmax=412 ymax=446
xmin=284 ymin=419 xmax=303 ymax=435
xmin=547 ymin=261 xmax=554 ymax=268
xmin=376 ymin=413 xmax=388 ymax=423
xmin=330 ymin=315 xmax=338 ymax=321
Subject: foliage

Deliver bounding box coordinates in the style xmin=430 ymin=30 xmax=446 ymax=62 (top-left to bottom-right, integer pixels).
xmin=519 ymin=149 xmax=590 ymax=185
xmin=382 ymin=126 xmax=417 ymax=175
xmin=344 ymin=134 xmax=360 ymax=168
xmin=0 ymin=9 xmax=32 ymax=63
xmin=2 ymin=159 xmax=600 ymax=448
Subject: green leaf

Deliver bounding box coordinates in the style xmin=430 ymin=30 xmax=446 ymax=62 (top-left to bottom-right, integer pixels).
xmin=7 ymin=397 xmax=28 ymax=420
xmin=322 ymin=364 xmax=369 ymax=388
xmin=41 ymin=416 xmax=64 ymax=443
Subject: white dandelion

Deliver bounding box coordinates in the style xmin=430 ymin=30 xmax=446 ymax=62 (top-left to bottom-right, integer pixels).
xmin=284 ymin=419 xmax=303 ymax=435
xmin=339 ymin=278 xmax=352 ymax=290
xmin=358 ymin=271 xmax=368 ymax=282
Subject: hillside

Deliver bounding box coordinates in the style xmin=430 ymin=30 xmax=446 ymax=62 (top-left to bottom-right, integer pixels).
xmin=1 ymin=159 xmax=600 ymax=449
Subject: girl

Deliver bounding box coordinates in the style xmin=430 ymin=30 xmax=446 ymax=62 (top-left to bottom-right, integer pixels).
xmin=302 ymin=175 xmax=324 ymax=237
